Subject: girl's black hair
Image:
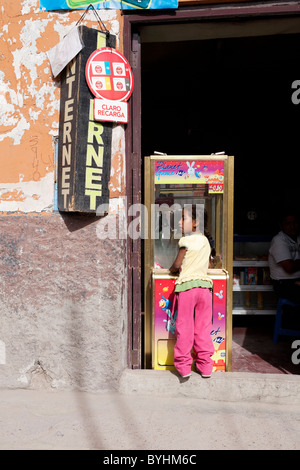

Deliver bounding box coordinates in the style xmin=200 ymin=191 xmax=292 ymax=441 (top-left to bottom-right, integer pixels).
xmin=183 ymin=204 xmax=200 ymax=221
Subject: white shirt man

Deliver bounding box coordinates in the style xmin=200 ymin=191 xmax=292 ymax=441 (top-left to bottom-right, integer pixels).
xmin=268 ymin=214 xmax=300 ymax=303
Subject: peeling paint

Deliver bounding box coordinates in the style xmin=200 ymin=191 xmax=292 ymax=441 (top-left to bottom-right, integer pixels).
xmin=0 ymin=172 xmax=54 ymax=212
xmin=17 ymin=360 xmax=35 ymax=385
xmin=110 ymin=124 xmax=125 ymax=195
xmin=0 ymin=189 xmax=26 ymax=202
xmin=21 ymin=0 xmax=40 ymax=15
xmin=0 ymin=0 xmax=123 ymax=213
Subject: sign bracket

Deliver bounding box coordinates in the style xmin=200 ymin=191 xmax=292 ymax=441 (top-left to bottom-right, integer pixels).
xmin=75 ymin=3 xmax=110 ymax=36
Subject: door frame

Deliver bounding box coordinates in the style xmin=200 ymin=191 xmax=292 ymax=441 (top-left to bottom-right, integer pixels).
xmin=123 ymin=1 xmax=300 ymax=369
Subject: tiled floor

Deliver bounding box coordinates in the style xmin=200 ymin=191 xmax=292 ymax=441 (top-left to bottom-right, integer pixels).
xmin=232 ymin=315 xmax=300 ymax=374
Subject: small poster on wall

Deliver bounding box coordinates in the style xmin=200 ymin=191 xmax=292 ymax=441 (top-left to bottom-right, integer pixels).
xmin=40 ymin=0 xmax=178 ymax=10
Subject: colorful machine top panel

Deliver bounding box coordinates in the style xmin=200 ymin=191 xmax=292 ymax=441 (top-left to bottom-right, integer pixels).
xmin=154 ymin=160 xmax=224 ymax=193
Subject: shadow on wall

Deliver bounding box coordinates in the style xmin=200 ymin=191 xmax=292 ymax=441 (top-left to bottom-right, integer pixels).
xmin=60 ymin=212 xmax=100 ymax=232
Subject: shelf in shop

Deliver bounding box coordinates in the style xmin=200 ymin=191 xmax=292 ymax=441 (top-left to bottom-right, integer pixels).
xmin=232 ymin=307 xmax=276 ymax=315
xmin=233 ymin=285 xmax=273 ymax=292
xmin=233 ymin=260 xmax=269 ymax=267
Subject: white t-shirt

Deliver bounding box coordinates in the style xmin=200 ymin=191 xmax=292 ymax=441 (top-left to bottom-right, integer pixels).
xmin=176 ymin=233 xmax=212 ymax=286
xmin=268 ymin=231 xmax=300 ymax=280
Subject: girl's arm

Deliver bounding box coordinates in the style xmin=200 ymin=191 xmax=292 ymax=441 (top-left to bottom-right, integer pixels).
xmin=169 ymin=247 xmax=187 ymax=274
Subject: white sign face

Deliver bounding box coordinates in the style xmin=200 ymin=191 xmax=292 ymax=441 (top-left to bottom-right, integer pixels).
xmin=94 ymin=98 xmax=128 ymax=123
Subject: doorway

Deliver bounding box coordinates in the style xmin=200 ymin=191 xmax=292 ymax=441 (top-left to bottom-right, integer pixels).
xmin=141 ymin=25 xmax=300 ymax=230
xmin=124 ymin=9 xmax=300 ymax=371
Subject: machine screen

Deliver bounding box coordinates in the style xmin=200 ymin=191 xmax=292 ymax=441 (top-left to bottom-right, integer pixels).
xmin=154 ymin=181 xmax=223 ymax=270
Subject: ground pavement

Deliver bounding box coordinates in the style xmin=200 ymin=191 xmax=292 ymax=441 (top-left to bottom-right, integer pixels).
xmin=1 ymin=369 xmax=300 ymax=451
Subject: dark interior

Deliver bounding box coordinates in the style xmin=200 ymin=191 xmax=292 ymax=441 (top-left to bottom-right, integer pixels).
xmin=140 ymin=25 xmax=300 ymax=372
xmin=141 ymin=31 xmax=300 ymax=237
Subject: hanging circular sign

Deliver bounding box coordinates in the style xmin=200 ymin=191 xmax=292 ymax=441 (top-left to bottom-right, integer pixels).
xmin=85 ymin=47 xmax=134 ymax=102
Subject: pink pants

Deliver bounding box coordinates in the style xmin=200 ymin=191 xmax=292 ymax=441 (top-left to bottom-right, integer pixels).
xmin=174 ymin=287 xmax=214 ymax=376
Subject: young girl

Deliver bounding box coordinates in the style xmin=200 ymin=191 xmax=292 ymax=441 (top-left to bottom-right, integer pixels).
xmin=169 ymin=205 xmax=214 ymax=378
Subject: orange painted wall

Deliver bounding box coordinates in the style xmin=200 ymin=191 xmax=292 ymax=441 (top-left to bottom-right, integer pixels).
xmin=0 ymin=1 xmax=124 ymax=213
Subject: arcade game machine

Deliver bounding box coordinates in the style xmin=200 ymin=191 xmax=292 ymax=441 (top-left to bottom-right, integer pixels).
xmin=144 ymin=155 xmax=234 ymax=372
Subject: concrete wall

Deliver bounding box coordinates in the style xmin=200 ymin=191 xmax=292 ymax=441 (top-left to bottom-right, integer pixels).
xmin=0 ymin=0 xmax=127 ymax=390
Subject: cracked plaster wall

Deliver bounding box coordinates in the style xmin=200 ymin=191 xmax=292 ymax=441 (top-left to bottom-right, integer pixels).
xmin=0 ymin=0 xmax=125 ymax=212
xmin=0 ymin=1 xmax=128 ymax=391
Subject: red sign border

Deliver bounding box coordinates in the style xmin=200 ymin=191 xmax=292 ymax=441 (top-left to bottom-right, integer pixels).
xmin=85 ymin=47 xmax=134 ymax=102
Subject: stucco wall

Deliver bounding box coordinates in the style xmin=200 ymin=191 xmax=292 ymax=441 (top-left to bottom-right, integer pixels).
xmin=0 ymin=0 xmax=127 ymax=390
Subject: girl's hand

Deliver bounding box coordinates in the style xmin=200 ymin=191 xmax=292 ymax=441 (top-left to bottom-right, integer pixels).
xmin=169 ymin=266 xmax=179 ymax=275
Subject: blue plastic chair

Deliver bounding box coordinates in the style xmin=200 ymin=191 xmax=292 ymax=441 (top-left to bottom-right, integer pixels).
xmin=273 ymin=298 xmax=300 ymax=344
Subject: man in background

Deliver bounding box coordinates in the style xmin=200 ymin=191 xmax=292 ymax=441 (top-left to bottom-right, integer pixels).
xmin=269 ymin=210 xmax=300 ymax=304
